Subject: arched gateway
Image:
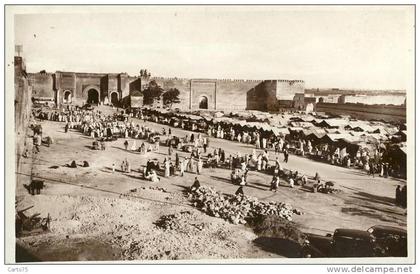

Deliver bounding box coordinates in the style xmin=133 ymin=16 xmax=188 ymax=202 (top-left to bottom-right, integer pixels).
xmin=87 ymin=89 xmax=99 ymax=104
xmin=63 ymin=90 xmax=72 ymax=104
xmin=110 ymin=92 xmax=119 ymax=105
xmin=198 ymin=96 xmax=208 ymax=109
xmin=82 ymin=85 xmax=101 ymax=105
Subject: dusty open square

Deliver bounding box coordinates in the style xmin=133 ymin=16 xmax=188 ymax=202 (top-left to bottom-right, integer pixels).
xmin=15 ymin=106 xmax=407 ymax=261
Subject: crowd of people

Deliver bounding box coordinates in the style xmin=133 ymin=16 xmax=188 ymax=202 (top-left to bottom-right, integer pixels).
xmin=35 ymin=107 xmax=403 ymax=178
xmin=113 ymin=130 xmax=323 ymax=195
xmin=35 ymin=107 xmax=314 ymax=192
xmin=33 ymin=106 xmax=406 ymax=199
xmin=127 ymin=109 xmax=406 ymax=179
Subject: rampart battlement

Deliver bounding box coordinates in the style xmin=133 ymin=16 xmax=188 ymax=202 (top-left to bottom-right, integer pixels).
xmin=277 ymin=79 xmax=305 ymax=83
xmin=151 ymin=77 xmax=264 ymax=83
xmin=32 ymin=72 xmax=303 ymax=85
xmin=151 ymin=76 xmax=190 ymax=81
xmin=55 ymin=71 xmax=124 ymax=77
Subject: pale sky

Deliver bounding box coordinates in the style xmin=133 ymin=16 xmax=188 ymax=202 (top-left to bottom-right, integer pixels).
xmin=13 ymin=6 xmax=414 ymax=90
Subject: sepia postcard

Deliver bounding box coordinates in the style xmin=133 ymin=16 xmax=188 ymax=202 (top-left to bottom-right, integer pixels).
xmin=4 ymin=4 xmax=416 ymax=265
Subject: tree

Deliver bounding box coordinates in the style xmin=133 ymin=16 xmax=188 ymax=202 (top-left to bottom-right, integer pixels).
xmin=143 ymin=80 xmax=164 ymax=105
xmin=139 ymin=69 xmax=151 ymax=78
xmin=162 ymin=88 xmax=181 ymax=108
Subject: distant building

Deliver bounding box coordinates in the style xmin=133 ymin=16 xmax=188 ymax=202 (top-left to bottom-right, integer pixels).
xmin=293 ymin=93 xmax=306 ymax=110
xmin=292 ymin=93 xmax=317 ymax=113
xmin=302 ymin=87 xmax=406 ymax=122
xmin=338 ymin=95 xmax=346 ymax=104
xmin=122 ymin=90 xmax=143 ymax=109
xmin=305 ymin=88 xmax=406 ymax=106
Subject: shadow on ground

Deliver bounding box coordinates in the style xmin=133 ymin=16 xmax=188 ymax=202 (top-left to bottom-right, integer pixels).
xmin=252 ymin=237 xmax=302 ymax=258
xmin=351 ymin=191 xmax=395 ymax=206
xmin=341 ymin=207 xmax=401 ymax=223
xmin=16 ymin=242 xmax=41 ymax=262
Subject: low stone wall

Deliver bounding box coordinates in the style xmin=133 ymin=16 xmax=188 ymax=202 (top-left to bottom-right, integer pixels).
xmin=316 ymin=102 xmax=406 ymax=123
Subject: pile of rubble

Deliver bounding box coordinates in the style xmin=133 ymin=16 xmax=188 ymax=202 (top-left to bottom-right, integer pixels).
xmin=154 ymin=211 xmax=193 ymax=230
xmin=154 ymin=211 xmax=206 ymax=233
xmin=188 ymin=186 xmax=302 ymax=225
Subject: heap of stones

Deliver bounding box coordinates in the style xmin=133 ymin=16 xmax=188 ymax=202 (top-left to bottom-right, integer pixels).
xmin=188 ymin=186 xmax=302 ymax=225
xmin=154 ymin=211 xmax=203 ymax=231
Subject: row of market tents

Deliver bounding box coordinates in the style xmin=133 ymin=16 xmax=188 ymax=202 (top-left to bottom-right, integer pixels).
xmin=140 ymin=107 xmax=404 ymax=143
xmin=141 ymin=106 xmax=404 ymax=147
xmin=137 ymin=107 xmax=407 ymax=177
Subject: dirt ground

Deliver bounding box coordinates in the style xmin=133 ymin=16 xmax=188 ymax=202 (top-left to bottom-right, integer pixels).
xmin=15 ymin=106 xmax=407 ymax=261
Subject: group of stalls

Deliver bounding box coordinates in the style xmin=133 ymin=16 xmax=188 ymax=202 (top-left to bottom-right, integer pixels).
xmin=289 ymin=126 xmax=384 ymax=158
xmin=138 ymin=107 xmax=407 ymax=177
xmin=206 ymin=117 xmax=291 ymax=143
xmin=140 ymin=107 xmax=205 ymax=131
xmin=287 ymin=124 xmax=407 ymax=178
xmin=251 ymin=114 xmax=406 ymax=178
xmin=140 ymin=107 xmax=292 ymax=144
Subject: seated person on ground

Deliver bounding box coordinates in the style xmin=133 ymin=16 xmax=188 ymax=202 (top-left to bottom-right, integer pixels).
xmin=69 ymin=160 xmax=77 ymax=168
xmin=145 ymin=170 xmax=160 ymax=183
xmin=289 ymin=177 xmax=294 ymax=188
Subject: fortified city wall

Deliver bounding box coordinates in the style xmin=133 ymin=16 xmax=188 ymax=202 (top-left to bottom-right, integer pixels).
xmin=150 ymin=77 xmax=304 ymax=111
xmin=28 ymin=71 xmax=305 ymax=111
xmin=150 ymin=77 xmax=264 ymax=110
xmin=150 ymin=77 xmax=191 ymax=109
xmin=276 ymin=80 xmax=305 ymax=101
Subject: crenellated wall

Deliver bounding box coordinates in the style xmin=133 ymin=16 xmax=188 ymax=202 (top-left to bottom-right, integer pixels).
xmin=29 ymin=71 xmax=304 ymax=111
xmin=214 ymin=79 xmax=260 ymax=110
xmin=148 ymin=77 xmax=262 ymax=110
xmin=246 ymin=80 xmax=302 ymax=111
xmin=148 ymin=77 xmax=273 ymax=111
xmin=276 ymin=80 xmax=305 ymax=100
